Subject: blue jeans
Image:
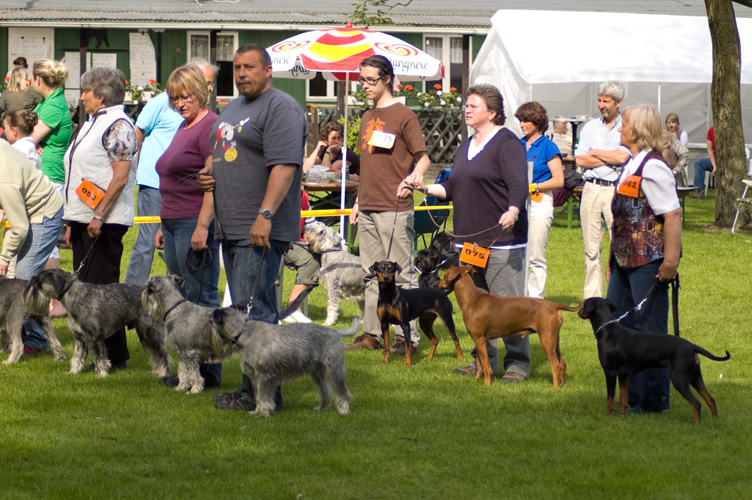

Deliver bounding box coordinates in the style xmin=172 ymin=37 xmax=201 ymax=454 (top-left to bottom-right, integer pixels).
xmin=161 ymin=217 xmax=222 ymax=385
xmin=607 ymin=258 xmax=671 ymax=412
xmin=693 ymin=157 xmax=713 ymax=190
xmin=124 ymin=187 xmax=161 ymax=286
xmin=222 ymin=238 xmax=287 ymax=405
xmin=15 ymin=206 xmax=64 ymax=350
xmin=469 ymin=247 xmax=529 ymax=376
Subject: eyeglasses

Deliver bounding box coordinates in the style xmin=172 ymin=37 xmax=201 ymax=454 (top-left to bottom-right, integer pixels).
xmin=358 ymin=77 xmax=382 ymax=86
xmin=170 ymin=93 xmax=195 ymax=104
xmin=461 ymin=103 xmax=484 ymax=113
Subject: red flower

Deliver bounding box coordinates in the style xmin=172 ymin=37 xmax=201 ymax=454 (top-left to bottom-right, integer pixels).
xmin=149 ymin=79 xmax=156 ymax=84
xmin=4 ymin=77 xmax=9 ymax=81
xmin=397 ymin=84 xmax=403 ymax=88
xmin=125 ymin=80 xmax=129 ymax=84
xmin=405 ymin=85 xmax=413 ymax=90
xmin=433 ymin=83 xmax=442 ymax=90
xmin=450 ymin=87 xmax=457 ymax=92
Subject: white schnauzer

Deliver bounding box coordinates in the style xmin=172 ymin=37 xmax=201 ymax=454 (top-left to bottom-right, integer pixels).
xmin=304 ymin=222 xmax=365 ymax=326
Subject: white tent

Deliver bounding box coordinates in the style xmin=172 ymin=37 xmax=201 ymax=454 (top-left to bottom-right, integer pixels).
xmin=470 ymin=9 xmax=752 ymax=145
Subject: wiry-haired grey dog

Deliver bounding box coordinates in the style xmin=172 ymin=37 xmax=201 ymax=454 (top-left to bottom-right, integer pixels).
xmin=207 ymin=306 xmax=352 ymax=417
xmin=25 ymin=269 xmax=171 ymax=378
xmin=142 ymin=275 xmax=233 ymax=394
xmin=0 ymin=276 xmax=65 ymax=364
xmin=304 ymin=221 xmax=365 ymax=326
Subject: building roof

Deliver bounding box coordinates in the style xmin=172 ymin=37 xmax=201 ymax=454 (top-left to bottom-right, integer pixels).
xmin=1 ymin=0 xmax=751 ymax=33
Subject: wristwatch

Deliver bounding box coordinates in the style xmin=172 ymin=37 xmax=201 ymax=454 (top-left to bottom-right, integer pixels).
xmin=259 ymin=208 xmax=273 ymax=220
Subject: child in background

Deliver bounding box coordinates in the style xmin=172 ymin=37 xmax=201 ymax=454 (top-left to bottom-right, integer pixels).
xmin=3 ymin=109 xmax=41 ymax=169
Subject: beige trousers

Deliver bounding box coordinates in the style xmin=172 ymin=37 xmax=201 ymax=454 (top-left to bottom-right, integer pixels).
xmin=580 ymin=182 xmax=614 ymax=299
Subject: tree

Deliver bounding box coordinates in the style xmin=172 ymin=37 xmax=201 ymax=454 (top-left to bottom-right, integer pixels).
xmin=707 ymin=0 xmax=750 ymax=228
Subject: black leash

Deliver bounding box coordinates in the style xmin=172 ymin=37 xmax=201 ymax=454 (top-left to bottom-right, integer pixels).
xmin=385 ymin=190 xmax=410 ymax=260
xmin=243 ymin=246 xmax=267 ymax=315
xmin=74 ymin=232 xmax=101 ymax=280
xmin=186 ymin=248 xmax=213 ymax=304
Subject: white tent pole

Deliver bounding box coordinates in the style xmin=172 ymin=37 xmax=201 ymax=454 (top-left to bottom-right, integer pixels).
xmin=340 ymin=73 xmax=350 ymax=239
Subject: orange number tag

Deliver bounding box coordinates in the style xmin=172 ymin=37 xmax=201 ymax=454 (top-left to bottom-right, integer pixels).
xmin=75 ymin=179 xmax=106 ymax=209
xmin=531 ymin=191 xmax=543 ymax=203
xmin=459 ymin=242 xmax=490 ymax=268
xmin=617 ymin=175 xmax=641 ymax=198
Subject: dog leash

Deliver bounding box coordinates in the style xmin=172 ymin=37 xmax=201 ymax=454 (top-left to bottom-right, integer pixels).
xmin=243 ymin=246 xmax=267 ymax=315
xmin=594 ymin=276 xmax=680 ymax=337
xmin=74 ymin=232 xmax=101 ymax=279
xmin=186 ymin=248 xmax=213 ymax=304
xmin=385 ymin=192 xmax=408 ymax=261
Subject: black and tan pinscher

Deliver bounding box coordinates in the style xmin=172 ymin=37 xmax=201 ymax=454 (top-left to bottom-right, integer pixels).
xmin=579 ymin=297 xmax=731 ymax=425
xmin=370 ymin=261 xmax=462 ymax=366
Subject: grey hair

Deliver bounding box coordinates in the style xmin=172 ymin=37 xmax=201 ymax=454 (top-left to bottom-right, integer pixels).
xmin=597 ymin=81 xmax=625 ymax=102
xmin=188 ymin=58 xmax=218 ymax=77
xmin=81 ymin=67 xmax=126 ymax=106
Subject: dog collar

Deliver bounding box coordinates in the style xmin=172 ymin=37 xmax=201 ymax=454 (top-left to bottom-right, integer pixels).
xmin=163 ymin=299 xmax=188 ymax=321
xmin=58 ymin=279 xmax=75 ymax=299
xmin=231 ymin=332 xmax=243 ymax=345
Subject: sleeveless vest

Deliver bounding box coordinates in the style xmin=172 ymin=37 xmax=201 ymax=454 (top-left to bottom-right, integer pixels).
xmin=611 ymin=151 xmax=666 ymax=268
xmin=63 ymin=105 xmax=136 ymax=225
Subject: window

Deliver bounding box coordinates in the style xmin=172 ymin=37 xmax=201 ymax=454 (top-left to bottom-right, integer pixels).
xmin=187 ymin=31 xmax=238 ymax=98
xmin=424 ymin=35 xmax=466 ymax=93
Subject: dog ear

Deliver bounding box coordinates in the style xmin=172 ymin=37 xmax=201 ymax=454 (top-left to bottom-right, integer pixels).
xmin=173 ymin=275 xmax=186 ymax=288
xmin=604 ymin=299 xmax=617 ymax=313
xmin=368 ymin=263 xmax=377 ymax=275
xmin=394 ymin=262 xmax=402 ymax=274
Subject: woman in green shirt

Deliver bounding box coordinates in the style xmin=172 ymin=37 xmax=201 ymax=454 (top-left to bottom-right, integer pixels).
xmin=31 ymin=59 xmax=71 ymax=186
xmin=30 ymin=59 xmax=70 ymax=317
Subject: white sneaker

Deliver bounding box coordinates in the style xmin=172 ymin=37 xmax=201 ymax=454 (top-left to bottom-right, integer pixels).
xmin=285 ymin=310 xmax=312 ymax=324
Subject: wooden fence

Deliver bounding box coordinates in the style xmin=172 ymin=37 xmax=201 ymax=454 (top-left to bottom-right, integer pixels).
xmin=307 ymin=104 xmax=465 ymax=165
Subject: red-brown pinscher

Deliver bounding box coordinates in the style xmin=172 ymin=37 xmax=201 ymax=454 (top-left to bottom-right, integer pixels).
xmin=439 ymin=265 xmax=580 ymax=387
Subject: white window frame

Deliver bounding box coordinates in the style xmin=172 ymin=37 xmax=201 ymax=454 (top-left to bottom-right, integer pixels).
xmin=187 ymin=30 xmax=239 ymax=99
xmin=422 ymin=34 xmax=468 ymax=93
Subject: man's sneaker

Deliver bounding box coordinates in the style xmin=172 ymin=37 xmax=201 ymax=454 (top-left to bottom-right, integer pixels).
xmin=214 ymin=390 xmax=256 ymax=411
xmin=345 ymin=333 xmax=379 ymax=350
xmin=283 ymin=310 xmax=312 ymax=324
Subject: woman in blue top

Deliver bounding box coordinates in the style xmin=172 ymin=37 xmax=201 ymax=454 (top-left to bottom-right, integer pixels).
xmin=515 ymin=101 xmax=563 ymax=299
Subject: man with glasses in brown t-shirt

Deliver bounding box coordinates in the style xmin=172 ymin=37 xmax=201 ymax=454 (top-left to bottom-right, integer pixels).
xmin=346 ymin=55 xmax=430 ymax=354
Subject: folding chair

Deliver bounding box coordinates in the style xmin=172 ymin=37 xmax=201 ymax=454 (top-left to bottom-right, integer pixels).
xmin=413 ymin=167 xmax=451 ymax=251
xmin=731 ymin=148 xmax=752 ymax=234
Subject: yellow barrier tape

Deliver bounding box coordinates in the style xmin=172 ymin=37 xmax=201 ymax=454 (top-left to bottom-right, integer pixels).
xmin=0 ymin=205 xmax=454 ymax=228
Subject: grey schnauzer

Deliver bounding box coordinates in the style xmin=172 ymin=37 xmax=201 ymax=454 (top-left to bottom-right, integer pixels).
xmin=25 ymin=269 xmax=171 ymax=378
xmin=207 ymin=306 xmax=351 ymax=417
xmin=304 ymin=221 xmax=365 ymax=326
xmin=142 ymin=275 xmax=235 ymax=394
xmin=0 ymin=277 xmax=65 ymax=364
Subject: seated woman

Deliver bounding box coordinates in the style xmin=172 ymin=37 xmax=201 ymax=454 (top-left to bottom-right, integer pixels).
xmin=303 ymin=121 xmax=360 ymax=181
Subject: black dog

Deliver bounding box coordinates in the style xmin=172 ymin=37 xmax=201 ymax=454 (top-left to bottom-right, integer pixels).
xmin=579 ymin=297 xmax=730 ymax=425
xmin=414 ymin=231 xmax=459 ymax=289
xmin=370 ymin=261 xmax=461 ymax=366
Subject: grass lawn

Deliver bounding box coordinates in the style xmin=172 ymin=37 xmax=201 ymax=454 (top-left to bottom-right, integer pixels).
xmin=1 ymin=191 xmax=751 ymax=499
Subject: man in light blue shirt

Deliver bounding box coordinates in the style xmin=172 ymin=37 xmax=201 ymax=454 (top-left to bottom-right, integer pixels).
xmin=123 ymin=90 xmax=183 ymax=285
xmin=574 ymin=81 xmax=630 ymax=299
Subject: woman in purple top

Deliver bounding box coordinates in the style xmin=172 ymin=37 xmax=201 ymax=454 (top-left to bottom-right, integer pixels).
xmin=155 ymin=64 xmax=221 ymax=388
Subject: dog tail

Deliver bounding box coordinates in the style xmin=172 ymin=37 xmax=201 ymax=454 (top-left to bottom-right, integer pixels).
xmin=278 ymin=286 xmax=315 ymax=321
xmin=333 ymin=318 xmax=361 ymax=337
xmin=696 ymin=348 xmax=731 ymax=362
xmin=555 ymin=300 xmax=583 ymax=313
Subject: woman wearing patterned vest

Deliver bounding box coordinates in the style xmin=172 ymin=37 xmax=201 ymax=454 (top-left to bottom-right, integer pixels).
xmin=608 ymin=103 xmax=682 ymax=416
xmin=63 ymin=67 xmax=138 ymax=371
